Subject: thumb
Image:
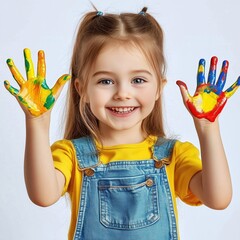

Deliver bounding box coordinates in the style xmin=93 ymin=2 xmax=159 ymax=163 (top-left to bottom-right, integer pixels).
xmin=176 ymin=80 xmax=191 ymax=106
xmin=225 ymin=76 xmax=240 ymax=99
xmin=51 ymin=74 xmax=71 ymax=99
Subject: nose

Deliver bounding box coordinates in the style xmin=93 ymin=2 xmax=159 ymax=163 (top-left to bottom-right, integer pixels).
xmin=113 ymin=82 xmax=132 ymax=101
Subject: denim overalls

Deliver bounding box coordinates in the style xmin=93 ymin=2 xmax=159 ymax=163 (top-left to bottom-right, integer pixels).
xmin=71 ymin=136 xmax=178 ymax=240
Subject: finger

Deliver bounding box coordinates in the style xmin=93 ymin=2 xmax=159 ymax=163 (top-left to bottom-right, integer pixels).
xmin=224 ymin=76 xmax=240 ymax=99
xmin=24 ymin=48 xmax=35 ymax=80
xmin=4 ymin=80 xmax=19 ymax=96
xmin=6 ymin=59 xmax=25 ymax=86
xmin=4 ymin=80 xmax=33 ymax=116
xmin=51 ymin=74 xmax=71 ymax=98
xmin=176 ymin=80 xmax=191 ymax=104
xmin=216 ymin=60 xmax=229 ymax=94
xmin=37 ymin=50 xmax=46 ymax=80
xmin=42 ymin=74 xmax=70 ymax=111
xmin=197 ymin=59 xmax=206 ymax=86
xmin=207 ymin=56 xmax=218 ymax=85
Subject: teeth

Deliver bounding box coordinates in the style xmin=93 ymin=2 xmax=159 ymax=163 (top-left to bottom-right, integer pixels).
xmin=110 ymin=107 xmax=135 ymax=114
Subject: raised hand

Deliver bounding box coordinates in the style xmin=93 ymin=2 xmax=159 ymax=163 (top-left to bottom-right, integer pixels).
xmin=4 ymin=48 xmax=70 ymax=117
xmin=176 ymin=56 xmax=240 ymax=122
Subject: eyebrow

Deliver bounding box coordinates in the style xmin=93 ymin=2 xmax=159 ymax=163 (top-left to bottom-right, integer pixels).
xmin=92 ymin=70 xmax=153 ymax=77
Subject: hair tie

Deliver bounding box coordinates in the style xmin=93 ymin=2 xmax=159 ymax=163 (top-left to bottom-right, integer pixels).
xmin=96 ymin=11 xmax=103 ymax=16
xmin=139 ymin=7 xmax=147 ymax=16
xmin=138 ymin=11 xmax=146 ymax=16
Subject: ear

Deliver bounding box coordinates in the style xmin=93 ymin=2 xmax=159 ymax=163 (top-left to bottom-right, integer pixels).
xmin=74 ymin=78 xmax=89 ymax=102
xmin=74 ymin=78 xmax=82 ymax=94
xmin=155 ymin=79 xmax=167 ymax=100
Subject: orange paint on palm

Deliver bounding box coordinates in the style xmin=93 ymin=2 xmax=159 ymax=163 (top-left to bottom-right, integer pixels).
xmin=4 ymin=48 xmax=70 ymax=117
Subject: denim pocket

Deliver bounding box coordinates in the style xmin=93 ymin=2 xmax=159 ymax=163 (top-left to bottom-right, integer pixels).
xmin=98 ymin=175 xmax=160 ymax=230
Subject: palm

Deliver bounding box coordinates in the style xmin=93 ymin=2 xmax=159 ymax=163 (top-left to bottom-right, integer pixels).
xmin=177 ymin=57 xmax=240 ymax=122
xmin=4 ymin=49 xmax=70 ymax=116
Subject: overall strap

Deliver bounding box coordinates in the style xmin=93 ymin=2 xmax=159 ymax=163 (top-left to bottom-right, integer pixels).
xmin=71 ymin=136 xmax=99 ymax=169
xmin=153 ymin=138 xmax=177 ymax=168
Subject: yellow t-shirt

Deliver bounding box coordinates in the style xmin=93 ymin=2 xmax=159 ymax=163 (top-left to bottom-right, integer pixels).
xmin=51 ymin=136 xmax=202 ymax=239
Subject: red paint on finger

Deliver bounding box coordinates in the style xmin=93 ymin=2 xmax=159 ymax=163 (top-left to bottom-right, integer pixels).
xmin=222 ymin=60 xmax=229 ymax=73
xmin=176 ymin=80 xmax=188 ymax=90
xmin=210 ymin=56 xmax=218 ymax=71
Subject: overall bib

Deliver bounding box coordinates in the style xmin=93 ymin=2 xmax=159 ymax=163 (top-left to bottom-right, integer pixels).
xmin=72 ymin=136 xmax=178 ymax=240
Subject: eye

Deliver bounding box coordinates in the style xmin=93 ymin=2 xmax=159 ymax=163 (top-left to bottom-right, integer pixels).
xmin=132 ymin=78 xmax=146 ymax=84
xmin=98 ymin=79 xmax=114 ymax=85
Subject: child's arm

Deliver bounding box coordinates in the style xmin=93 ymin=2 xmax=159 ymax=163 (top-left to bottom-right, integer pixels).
xmin=190 ymin=118 xmax=231 ymax=209
xmin=176 ymin=57 xmax=240 ymax=209
xmin=4 ymin=49 xmax=70 ymax=206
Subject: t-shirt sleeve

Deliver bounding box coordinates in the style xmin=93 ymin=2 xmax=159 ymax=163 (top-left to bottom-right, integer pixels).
xmin=51 ymin=139 xmax=75 ymax=195
xmin=173 ymin=141 xmax=202 ymax=206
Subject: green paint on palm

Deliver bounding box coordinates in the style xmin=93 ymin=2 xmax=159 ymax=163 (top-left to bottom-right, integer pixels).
xmin=41 ymin=79 xmax=49 ymax=89
xmin=44 ymin=94 xmax=55 ymax=109
xmin=34 ymin=79 xmax=40 ymax=85
xmin=18 ymin=96 xmax=23 ymax=101
xmin=18 ymin=96 xmax=28 ymax=105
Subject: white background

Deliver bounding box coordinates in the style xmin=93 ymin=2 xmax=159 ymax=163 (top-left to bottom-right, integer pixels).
xmin=1 ymin=0 xmax=240 ymax=239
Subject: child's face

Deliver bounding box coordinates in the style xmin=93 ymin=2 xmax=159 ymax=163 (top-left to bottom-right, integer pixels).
xmin=83 ymin=42 xmax=160 ymax=139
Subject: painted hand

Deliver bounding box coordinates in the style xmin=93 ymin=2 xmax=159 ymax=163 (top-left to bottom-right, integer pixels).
xmin=176 ymin=56 xmax=240 ymax=122
xmin=4 ymin=48 xmax=70 ymax=117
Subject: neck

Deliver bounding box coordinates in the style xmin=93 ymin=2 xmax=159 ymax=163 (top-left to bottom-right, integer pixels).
xmin=99 ymin=128 xmax=147 ymax=147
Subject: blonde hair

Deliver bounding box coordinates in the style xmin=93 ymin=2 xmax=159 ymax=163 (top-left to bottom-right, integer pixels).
xmin=64 ymin=7 xmax=166 ymax=141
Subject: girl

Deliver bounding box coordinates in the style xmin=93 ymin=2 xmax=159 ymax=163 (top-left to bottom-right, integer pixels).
xmin=4 ymin=7 xmax=240 ymax=240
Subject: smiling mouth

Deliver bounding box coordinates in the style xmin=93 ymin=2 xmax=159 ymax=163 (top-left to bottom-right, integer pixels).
xmin=108 ymin=107 xmax=136 ymax=114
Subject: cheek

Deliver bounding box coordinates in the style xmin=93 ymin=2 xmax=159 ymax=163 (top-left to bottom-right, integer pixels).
xmin=141 ymin=89 xmax=159 ymax=112
xmin=88 ymin=87 xmax=111 ymax=104
xmin=88 ymin=93 xmax=107 ymax=113
xmin=144 ymin=87 xmax=159 ymax=102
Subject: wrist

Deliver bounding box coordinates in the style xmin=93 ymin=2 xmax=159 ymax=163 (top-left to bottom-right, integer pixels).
xmin=193 ymin=117 xmax=220 ymax=136
xmin=25 ymin=112 xmax=51 ymax=129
